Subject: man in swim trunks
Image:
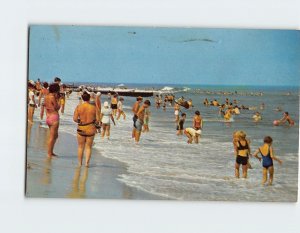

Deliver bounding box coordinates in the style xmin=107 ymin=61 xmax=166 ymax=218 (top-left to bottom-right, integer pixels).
xmin=44 ymin=83 xmax=61 ymax=158
xmin=132 ymin=96 xmax=143 ymax=138
xmin=184 ymin=127 xmax=201 ymax=144
xmin=111 ymin=94 xmax=118 ymax=116
xmin=134 ymin=100 xmax=151 ymax=143
xmin=73 ymin=92 xmax=99 ymax=167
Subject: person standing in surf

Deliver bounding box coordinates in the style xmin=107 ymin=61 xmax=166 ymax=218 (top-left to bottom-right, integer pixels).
xmin=100 ymin=101 xmax=115 ymax=139
xmin=28 ymin=81 xmax=37 ymax=124
xmin=193 ymin=111 xmax=203 ymax=143
xmin=131 ymin=96 xmax=143 ymax=139
xmin=233 ymin=131 xmax=251 ymax=178
xmin=252 ymin=136 xmax=283 ymax=186
xmin=73 ymin=92 xmax=99 ymax=167
xmin=117 ymin=97 xmax=126 ymax=120
xmin=134 ymin=100 xmax=151 ymax=143
xmin=174 ymin=102 xmax=180 ymax=125
xmin=176 ymin=113 xmax=186 ymax=136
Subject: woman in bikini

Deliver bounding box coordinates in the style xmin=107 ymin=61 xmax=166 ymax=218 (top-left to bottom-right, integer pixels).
xmin=44 ymin=83 xmax=61 ymax=158
xmin=252 ymin=136 xmax=282 ymax=185
xmin=233 ymin=131 xmax=251 ymax=178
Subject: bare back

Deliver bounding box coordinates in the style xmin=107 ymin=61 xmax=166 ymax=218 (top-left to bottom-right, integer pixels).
xmin=44 ymin=94 xmax=60 ymax=115
xmin=74 ymin=102 xmax=97 ymax=124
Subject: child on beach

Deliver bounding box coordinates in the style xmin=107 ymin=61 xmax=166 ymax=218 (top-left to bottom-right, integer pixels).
xmin=117 ymin=97 xmax=126 ymax=120
xmin=184 ymin=127 xmax=201 ymax=144
xmin=100 ymin=101 xmax=116 ymax=139
xmin=142 ymin=108 xmax=150 ymax=133
xmin=176 ymin=113 xmax=186 ymax=135
xmin=252 ymin=136 xmax=283 ymax=185
xmin=252 ymin=112 xmax=262 ymax=122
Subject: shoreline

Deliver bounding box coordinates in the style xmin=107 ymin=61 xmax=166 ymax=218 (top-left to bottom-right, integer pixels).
xmin=26 ymin=122 xmax=165 ymax=200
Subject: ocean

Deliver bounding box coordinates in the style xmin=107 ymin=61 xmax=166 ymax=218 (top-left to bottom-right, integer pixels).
xmin=34 ymin=84 xmax=299 ymax=201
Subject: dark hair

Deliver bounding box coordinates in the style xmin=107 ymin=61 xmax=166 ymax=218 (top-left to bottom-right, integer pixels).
xmin=28 ymin=82 xmax=35 ymax=89
xmin=144 ymin=100 xmax=151 ymax=106
xmin=62 ymin=84 xmax=67 ymax=88
xmin=120 ymin=97 xmax=124 ymax=101
xmin=285 ymin=112 xmax=289 ymax=115
xmin=49 ymin=83 xmax=60 ymax=93
xmin=195 ymin=110 xmax=200 ymax=115
xmin=137 ymin=96 xmax=143 ymax=101
xmin=43 ymin=82 xmax=49 ymax=88
xmin=181 ymin=113 xmax=186 ymax=117
xmin=264 ymin=136 xmax=273 ymax=144
xmin=82 ymin=92 xmax=91 ymax=101
xmin=54 ymin=77 xmax=61 ymax=82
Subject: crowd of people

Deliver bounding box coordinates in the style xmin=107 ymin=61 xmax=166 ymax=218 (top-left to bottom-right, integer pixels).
xmin=27 ymin=78 xmax=295 ymax=185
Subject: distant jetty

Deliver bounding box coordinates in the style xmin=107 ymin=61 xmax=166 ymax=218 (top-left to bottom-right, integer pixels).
xmin=66 ymin=84 xmax=155 ymax=97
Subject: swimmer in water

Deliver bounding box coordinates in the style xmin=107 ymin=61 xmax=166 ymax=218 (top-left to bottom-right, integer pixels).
xmin=73 ymin=92 xmax=99 ymax=167
xmin=184 ymin=127 xmax=201 ymax=144
xmin=224 ymin=107 xmax=232 ymax=121
xmin=252 ymin=112 xmax=262 ymax=122
xmin=176 ymin=113 xmax=186 ymax=136
xmin=233 ymin=131 xmax=251 ymax=178
xmin=252 ymin=136 xmax=283 ymax=185
xmin=203 ymin=98 xmax=209 ymax=106
xmin=278 ymin=112 xmax=295 ymax=126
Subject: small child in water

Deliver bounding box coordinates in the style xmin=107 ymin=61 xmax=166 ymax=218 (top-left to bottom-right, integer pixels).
xmin=176 ymin=113 xmax=186 ymax=135
xmin=252 ymin=136 xmax=282 ymax=186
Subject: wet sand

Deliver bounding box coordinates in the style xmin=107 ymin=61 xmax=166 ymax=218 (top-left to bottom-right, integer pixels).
xmin=25 ymin=122 xmax=164 ymax=200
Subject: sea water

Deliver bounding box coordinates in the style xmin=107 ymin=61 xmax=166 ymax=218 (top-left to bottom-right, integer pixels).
xmin=59 ymin=84 xmax=299 ymax=201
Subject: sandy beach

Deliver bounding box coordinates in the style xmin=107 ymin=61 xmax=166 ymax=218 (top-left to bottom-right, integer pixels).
xmin=26 ymin=122 xmax=164 ymax=200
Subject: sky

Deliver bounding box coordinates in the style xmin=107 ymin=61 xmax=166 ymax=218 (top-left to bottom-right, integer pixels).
xmin=28 ymin=25 xmax=300 ymax=86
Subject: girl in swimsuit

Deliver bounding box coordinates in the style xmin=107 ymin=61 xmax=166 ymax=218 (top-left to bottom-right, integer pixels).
xmin=44 ymin=83 xmax=61 ymax=158
xmin=252 ymin=136 xmax=282 ymax=185
xmin=193 ymin=111 xmax=203 ymax=143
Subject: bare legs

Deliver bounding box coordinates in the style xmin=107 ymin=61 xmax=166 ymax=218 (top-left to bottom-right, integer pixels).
xmin=135 ymin=130 xmax=141 ymax=143
xmin=262 ymin=166 xmax=274 ymax=185
xmin=235 ymin=163 xmax=248 ymax=178
xmin=47 ymin=122 xmax=59 ymax=157
xmin=28 ymin=106 xmax=35 ymax=123
xmin=77 ymin=134 xmax=95 ymax=167
xmin=40 ymin=105 xmax=45 ymax=120
xmin=101 ymin=124 xmax=110 ymax=139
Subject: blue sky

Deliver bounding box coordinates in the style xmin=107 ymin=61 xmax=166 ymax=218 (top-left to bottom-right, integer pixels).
xmin=28 ymin=26 xmax=300 ymax=86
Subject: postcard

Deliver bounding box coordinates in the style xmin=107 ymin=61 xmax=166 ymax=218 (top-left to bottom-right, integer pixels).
xmin=26 ymin=25 xmax=299 ymax=201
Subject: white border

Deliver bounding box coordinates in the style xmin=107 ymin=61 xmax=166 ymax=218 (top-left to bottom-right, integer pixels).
xmin=1 ymin=1 xmax=299 ymax=232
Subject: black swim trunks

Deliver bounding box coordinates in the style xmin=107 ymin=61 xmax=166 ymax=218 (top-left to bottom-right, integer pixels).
xmin=177 ymin=119 xmax=184 ymax=130
xmin=236 ymin=155 xmax=248 ymax=165
xmin=111 ymin=104 xmax=117 ymax=109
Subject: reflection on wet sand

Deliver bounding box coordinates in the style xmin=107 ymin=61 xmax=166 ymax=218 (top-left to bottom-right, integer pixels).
xmin=27 ymin=122 xmax=33 ymax=146
xmin=41 ymin=158 xmax=52 ymax=185
xmin=67 ymin=167 xmax=89 ymax=198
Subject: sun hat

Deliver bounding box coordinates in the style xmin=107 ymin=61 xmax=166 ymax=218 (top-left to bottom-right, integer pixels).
xmin=104 ymin=101 xmax=109 ymax=107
